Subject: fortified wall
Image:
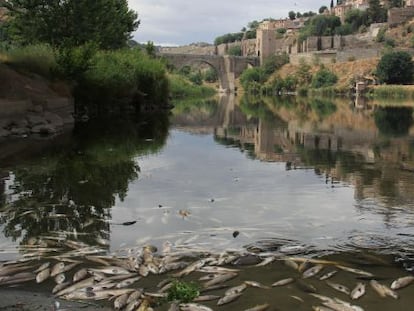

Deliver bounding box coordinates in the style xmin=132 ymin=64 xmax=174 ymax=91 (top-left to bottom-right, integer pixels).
xmin=255 ymin=23 xmax=385 ymax=65
xmin=388 ymin=7 xmax=414 ymax=26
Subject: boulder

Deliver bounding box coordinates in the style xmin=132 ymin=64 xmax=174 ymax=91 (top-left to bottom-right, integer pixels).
xmin=10 ymin=127 xmax=28 ymax=136
xmin=0 ymin=128 xmax=10 ymax=137
xmin=44 ymin=111 xmax=64 ymax=128
xmin=31 ymin=124 xmax=57 ymax=135
xmin=27 ymin=114 xmax=47 ymax=127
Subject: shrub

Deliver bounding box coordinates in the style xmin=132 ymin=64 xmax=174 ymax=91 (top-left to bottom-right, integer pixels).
xmin=376 ymin=51 xmax=414 ymax=84
xmin=227 ymin=45 xmax=242 ymax=56
xmin=203 ymin=68 xmax=218 ymax=83
xmin=240 ymin=67 xmax=266 ymax=89
xmin=311 ymin=68 xmax=338 ymax=88
xmin=263 ymin=53 xmax=289 ymax=75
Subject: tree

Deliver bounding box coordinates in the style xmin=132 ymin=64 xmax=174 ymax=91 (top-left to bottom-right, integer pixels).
xmin=2 ymin=0 xmax=139 ymax=49
xmin=330 ymin=0 xmax=334 ymax=9
xmin=145 ymin=41 xmax=156 ymax=58
xmin=368 ymin=0 xmax=387 ymax=23
xmin=319 ymin=6 xmax=328 ymax=14
xmin=376 ymin=51 xmax=414 ymax=84
xmin=288 ymin=11 xmax=296 ymax=20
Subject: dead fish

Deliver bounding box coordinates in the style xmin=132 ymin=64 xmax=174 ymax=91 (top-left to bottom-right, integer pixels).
xmin=312 ymin=306 xmax=335 ymax=311
xmin=139 ymin=265 xmax=149 ymax=277
xmin=159 ymin=282 xmax=174 ymax=293
xmin=199 ymin=274 xmax=216 ymax=281
xmin=66 ymin=288 xmax=134 ymax=301
xmin=217 ymin=293 xmax=242 ymax=305
xmin=370 ymin=280 xmax=399 ymax=299
xmin=326 ymin=280 xmax=350 ymax=295
xmin=243 ymin=304 xmax=270 ymax=311
xmin=193 ymin=295 xmax=220 ymax=302
xmin=256 ymin=257 xmax=276 ymax=267
xmin=55 ymin=277 xmax=95 ymax=296
xmin=282 ymin=258 xmax=297 ymax=270
xmin=319 ymin=270 xmax=338 ymax=281
xmin=89 ymin=266 xmax=131 ymax=275
xmin=114 ymin=293 xmax=129 ymax=310
xmin=36 ymin=268 xmax=50 ymax=283
xmin=172 ymin=259 xmax=205 ymax=277
xmin=125 ymin=299 xmax=142 ymax=311
xmin=244 ymin=280 xmax=270 ymax=289
xmin=272 ymin=278 xmax=295 ymax=287
xmin=225 ymin=283 xmax=247 ymax=296
xmin=180 ymin=303 xmax=213 ymax=311
xmin=298 ymin=260 xmax=312 ymax=273
xmin=391 ymin=276 xmax=414 ymax=290
xmin=73 ymin=268 xmax=88 ymax=282
xmin=350 ymin=282 xmax=366 ymax=300
xmin=336 ymin=265 xmax=373 ymax=277
xmin=0 ymin=265 xmax=32 ymax=277
xmin=116 ymin=276 xmax=141 ymax=288
xmin=34 ymin=262 xmax=50 ymax=273
xmin=127 ymin=289 xmax=143 ymax=304
xmin=50 ymin=263 xmax=65 ymax=277
xmin=303 ymin=265 xmax=324 ymax=279
xmin=296 ymin=280 xmax=317 ymax=293
xmin=204 ymin=273 xmax=237 ymax=288
xmin=52 ymin=282 xmax=70 ymax=294
xmin=0 ymin=272 xmax=35 ymax=285
xmin=201 ymin=284 xmax=230 ymax=293
xmin=54 ymin=273 xmax=65 ymax=284
xmin=198 ymin=266 xmax=240 ymax=274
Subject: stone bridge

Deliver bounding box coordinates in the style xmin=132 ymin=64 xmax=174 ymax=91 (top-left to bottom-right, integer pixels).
xmin=159 ymin=53 xmax=259 ymax=92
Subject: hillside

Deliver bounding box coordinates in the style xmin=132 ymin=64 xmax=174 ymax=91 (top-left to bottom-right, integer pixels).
xmin=274 ymin=58 xmax=379 ymax=89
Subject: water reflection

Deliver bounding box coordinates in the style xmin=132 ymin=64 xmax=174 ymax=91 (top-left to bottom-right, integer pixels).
xmin=172 ymin=95 xmax=414 ymax=252
xmin=0 ymin=114 xmax=169 ymax=256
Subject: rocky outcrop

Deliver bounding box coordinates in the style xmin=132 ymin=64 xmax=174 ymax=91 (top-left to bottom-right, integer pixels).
xmin=0 ymin=64 xmax=74 ymax=138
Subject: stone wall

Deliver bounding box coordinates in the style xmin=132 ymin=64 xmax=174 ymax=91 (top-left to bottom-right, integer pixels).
xmin=241 ymin=39 xmax=257 ymax=57
xmin=388 ymin=7 xmax=414 ymax=26
xmin=337 ymin=48 xmax=380 ymax=62
xmin=216 ymin=41 xmax=242 ymax=56
xmin=290 ymin=51 xmax=337 ymax=65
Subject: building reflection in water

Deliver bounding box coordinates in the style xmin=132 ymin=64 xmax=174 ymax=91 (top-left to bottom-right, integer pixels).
xmin=172 ymin=94 xmax=414 ymax=214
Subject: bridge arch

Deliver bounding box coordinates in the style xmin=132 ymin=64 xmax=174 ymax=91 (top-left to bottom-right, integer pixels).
xmin=160 ymin=53 xmax=259 ymax=93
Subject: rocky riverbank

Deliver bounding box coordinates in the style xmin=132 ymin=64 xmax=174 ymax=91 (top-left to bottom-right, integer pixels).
xmin=0 ymin=64 xmax=74 ymax=138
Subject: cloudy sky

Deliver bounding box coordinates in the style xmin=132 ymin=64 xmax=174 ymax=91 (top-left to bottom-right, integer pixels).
xmin=129 ymin=1 xmax=326 ymax=46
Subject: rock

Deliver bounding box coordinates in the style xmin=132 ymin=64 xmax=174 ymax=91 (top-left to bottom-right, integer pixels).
xmin=0 ymin=128 xmax=10 ymax=137
xmin=31 ymin=124 xmax=57 ymax=135
xmin=27 ymin=114 xmax=47 ymax=127
xmin=30 ymin=105 xmax=44 ymax=113
xmin=10 ymin=127 xmax=28 ymax=136
xmin=62 ymin=114 xmax=75 ymax=125
xmin=44 ymin=111 xmax=64 ymax=128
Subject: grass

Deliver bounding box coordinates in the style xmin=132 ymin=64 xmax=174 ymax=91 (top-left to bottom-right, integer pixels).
xmin=0 ymin=44 xmax=56 ymax=78
xmin=169 ymin=73 xmax=216 ymax=99
xmin=166 ymin=280 xmax=200 ymax=303
xmin=367 ymin=85 xmax=414 ymax=100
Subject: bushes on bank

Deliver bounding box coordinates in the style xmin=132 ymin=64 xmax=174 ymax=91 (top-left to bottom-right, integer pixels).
xmin=311 ymin=68 xmax=338 ymax=88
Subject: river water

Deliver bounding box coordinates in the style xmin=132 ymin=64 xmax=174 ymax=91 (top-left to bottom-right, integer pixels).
xmin=1 ymin=95 xmax=414 ymax=310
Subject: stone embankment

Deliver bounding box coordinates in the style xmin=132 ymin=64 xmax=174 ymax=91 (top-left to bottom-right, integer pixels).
xmin=0 ymin=64 xmax=74 ymax=138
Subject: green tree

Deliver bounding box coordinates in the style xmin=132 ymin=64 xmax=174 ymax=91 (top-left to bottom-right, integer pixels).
xmin=376 ymin=51 xmax=414 ymax=84
xmin=289 ymin=11 xmax=296 ymax=20
xmin=368 ymin=0 xmax=387 ymax=23
xmin=204 ymin=68 xmax=218 ymax=83
xmin=145 ymin=41 xmax=156 ymax=58
xmin=319 ymin=6 xmax=328 ymax=14
xmin=2 ymin=0 xmax=139 ymax=49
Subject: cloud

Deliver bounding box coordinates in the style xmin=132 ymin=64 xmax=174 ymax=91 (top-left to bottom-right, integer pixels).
xmin=129 ymin=0 xmax=323 ymax=45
